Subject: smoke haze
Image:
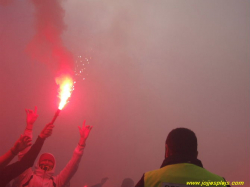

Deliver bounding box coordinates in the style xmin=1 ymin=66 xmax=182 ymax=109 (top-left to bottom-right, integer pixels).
xmin=0 ymin=0 xmax=249 ymax=186
xmin=27 ymin=0 xmax=74 ymax=77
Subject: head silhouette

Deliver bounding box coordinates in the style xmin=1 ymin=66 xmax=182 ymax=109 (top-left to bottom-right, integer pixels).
xmin=121 ymin=178 xmax=134 ymax=187
xmin=165 ymin=128 xmax=198 ymax=158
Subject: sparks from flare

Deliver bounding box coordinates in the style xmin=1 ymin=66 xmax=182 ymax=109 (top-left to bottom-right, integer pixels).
xmin=74 ymin=54 xmax=92 ymax=81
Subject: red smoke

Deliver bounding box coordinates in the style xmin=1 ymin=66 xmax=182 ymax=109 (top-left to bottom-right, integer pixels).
xmin=26 ymin=0 xmax=74 ymax=76
xmin=27 ymin=0 xmax=74 ymax=108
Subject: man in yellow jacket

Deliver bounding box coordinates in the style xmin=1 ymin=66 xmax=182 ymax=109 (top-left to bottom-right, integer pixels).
xmin=135 ymin=128 xmax=230 ymax=187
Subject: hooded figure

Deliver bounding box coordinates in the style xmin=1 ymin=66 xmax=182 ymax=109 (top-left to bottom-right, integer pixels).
xmin=16 ymin=153 xmax=58 ymax=186
xmin=12 ymin=118 xmax=93 ymax=187
xmin=31 ymin=153 xmax=58 ymax=186
xmin=12 ymin=144 xmax=84 ymax=187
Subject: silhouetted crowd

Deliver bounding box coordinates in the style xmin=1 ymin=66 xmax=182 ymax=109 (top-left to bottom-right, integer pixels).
xmin=0 ymin=107 xmax=230 ymax=187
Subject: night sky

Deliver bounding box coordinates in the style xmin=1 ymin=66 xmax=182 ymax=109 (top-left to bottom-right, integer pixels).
xmin=0 ymin=0 xmax=249 ymax=186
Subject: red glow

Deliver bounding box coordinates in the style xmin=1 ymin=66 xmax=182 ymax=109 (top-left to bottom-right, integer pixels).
xmin=55 ymin=74 xmax=73 ymax=110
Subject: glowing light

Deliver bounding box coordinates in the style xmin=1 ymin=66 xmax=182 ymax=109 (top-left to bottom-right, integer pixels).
xmin=56 ymin=74 xmax=74 ymax=110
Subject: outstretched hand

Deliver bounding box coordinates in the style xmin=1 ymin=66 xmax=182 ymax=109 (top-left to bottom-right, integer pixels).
xmin=78 ymin=120 xmax=93 ymax=142
xmin=25 ymin=106 xmax=38 ymax=126
xmin=12 ymin=135 xmax=32 ymax=154
xmin=39 ymin=123 xmax=54 ymax=139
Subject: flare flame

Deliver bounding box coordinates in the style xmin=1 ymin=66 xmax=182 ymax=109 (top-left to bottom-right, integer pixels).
xmin=56 ymin=74 xmax=74 ymax=110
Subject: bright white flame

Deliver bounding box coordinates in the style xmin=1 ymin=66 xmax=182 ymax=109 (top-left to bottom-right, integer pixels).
xmin=56 ymin=75 xmax=73 ymax=110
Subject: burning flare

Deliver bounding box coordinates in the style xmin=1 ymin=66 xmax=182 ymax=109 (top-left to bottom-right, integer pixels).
xmin=56 ymin=74 xmax=74 ymax=110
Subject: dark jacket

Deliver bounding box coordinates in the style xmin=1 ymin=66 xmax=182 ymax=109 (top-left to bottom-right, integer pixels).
xmin=0 ymin=136 xmax=45 ymax=187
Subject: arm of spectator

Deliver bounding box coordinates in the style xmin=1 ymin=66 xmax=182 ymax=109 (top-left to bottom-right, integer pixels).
xmin=9 ymin=123 xmax=54 ymax=187
xmin=55 ymin=120 xmax=93 ymax=186
xmin=18 ymin=107 xmax=38 ymax=160
xmin=0 ymin=135 xmax=31 ymax=170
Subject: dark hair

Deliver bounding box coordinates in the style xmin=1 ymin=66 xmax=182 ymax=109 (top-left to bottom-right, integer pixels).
xmin=166 ymin=128 xmax=197 ymax=155
xmin=121 ymin=178 xmax=134 ymax=187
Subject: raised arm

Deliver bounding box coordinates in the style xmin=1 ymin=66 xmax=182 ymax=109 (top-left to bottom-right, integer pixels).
xmin=0 ymin=135 xmax=31 ymax=170
xmin=77 ymin=120 xmax=93 ymax=146
xmin=55 ymin=120 xmax=93 ymax=186
xmin=18 ymin=107 xmax=38 ymax=160
xmin=26 ymin=107 xmax=38 ymax=130
xmin=1 ymin=123 xmax=54 ymax=187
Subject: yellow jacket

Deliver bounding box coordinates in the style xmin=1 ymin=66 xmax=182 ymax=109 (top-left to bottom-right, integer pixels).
xmin=145 ymin=163 xmax=227 ymax=187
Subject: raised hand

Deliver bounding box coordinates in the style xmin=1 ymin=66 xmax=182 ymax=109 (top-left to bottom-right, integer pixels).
xmin=25 ymin=106 xmax=38 ymax=128
xmin=39 ymin=123 xmax=54 ymax=139
xmin=78 ymin=120 xmax=93 ymax=140
xmin=78 ymin=120 xmax=93 ymax=146
xmin=12 ymin=135 xmax=32 ymax=155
